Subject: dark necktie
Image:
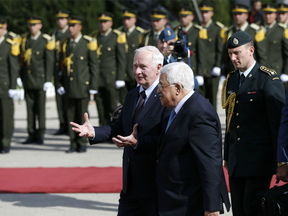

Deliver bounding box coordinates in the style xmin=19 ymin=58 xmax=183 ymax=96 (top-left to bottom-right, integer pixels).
xmin=133 ymin=91 xmax=146 ymax=124
xmin=240 ymin=74 xmax=245 ymax=87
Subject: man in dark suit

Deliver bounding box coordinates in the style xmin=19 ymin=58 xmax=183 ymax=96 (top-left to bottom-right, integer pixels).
xmin=70 ymin=46 xmax=170 ymax=215
xmin=57 ymin=16 xmax=99 ymax=153
xmin=277 ymin=91 xmax=288 ymax=182
xmin=20 ymin=15 xmax=55 ymax=145
xmin=155 ymin=62 xmax=230 ymax=216
xmin=222 ymin=31 xmax=285 ymax=215
xmin=51 ymin=9 xmax=70 ymax=135
xmin=0 ymin=17 xmax=20 ymax=154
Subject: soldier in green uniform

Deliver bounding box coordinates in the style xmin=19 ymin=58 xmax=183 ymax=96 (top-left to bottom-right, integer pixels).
xmin=57 ymin=16 xmax=99 ymax=153
xmin=0 ymin=17 xmax=20 ymax=154
xmin=222 ymin=3 xmax=266 ymax=76
xmin=140 ymin=9 xmax=167 ymax=47
xmin=197 ymin=1 xmax=225 ymax=109
xmin=90 ymin=12 xmax=126 ymax=126
xmin=20 ymin=15 xmax=55 ymax=145
xmin=176 ymin=7 xmax=201 ymax=88
xmin=262 ymin=3 xmax=288 ymax=87
xmin=117 ymin=8 xmax=144 ymax=104
xmin=51 ymin=9 xmax=70 ymax=135
xmin=277 ymin=2 xmax=288 ymax=28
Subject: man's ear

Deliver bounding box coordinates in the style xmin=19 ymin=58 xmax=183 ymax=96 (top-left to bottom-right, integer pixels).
xmin=156 ymin=64 xmax=162 ymax=75
xmin=175 ymin=83 xmax=182 ymax=93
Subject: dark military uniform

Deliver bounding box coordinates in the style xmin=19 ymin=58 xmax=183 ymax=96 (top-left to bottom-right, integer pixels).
xmin=140 ymin=9 xmax=167 ymax=47
xmin=59 ymin=16 xmax=99 ymax=152
xmin=222 ymin=32 xmax=285 ymax=216
xmin=117 ymin=9 xmax=145 ymax=104
xmin=197 ymin=3 xmax=225 ymax=109
xmin=51 ymin=10 xmax=70 ymax=135
xmin=20 ymin=16 xmax=55 ymax=144
xmin=0 ymin=19 xmax=20 ymax=153
xmin=222 ymin=4 xmax=266 ymax=76
xmin=91 ymin=12 xmax=126 ymax=126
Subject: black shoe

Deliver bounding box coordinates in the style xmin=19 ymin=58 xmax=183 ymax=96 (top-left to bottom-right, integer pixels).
xmin=54 ymin=128 xmax=68 ymax=135
xmin=77 ymin=146 xmax=87 ymax=153
xmin=36 ymin=138 xmax=44 ymax=145
xmin=22 ymin=137 xmax=36 ymax=144
xmin=1 ymin=148 xmax=10 ymax=154
xmin=66 ymin=147 xmax=77 ymax=153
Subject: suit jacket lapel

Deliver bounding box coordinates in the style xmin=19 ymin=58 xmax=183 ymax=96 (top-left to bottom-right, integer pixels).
xmin=135 ymin=86 xmax=159 ymax=123
xmin=125 ymin=86 xmax=140 ymax=129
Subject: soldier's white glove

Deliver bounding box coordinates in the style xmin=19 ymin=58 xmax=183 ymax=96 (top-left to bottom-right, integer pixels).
xmin=115 ymin=80 xmax=125 ymax=89
xmin=89 ymin=90 xmax=98 ymax=95
xmin=57 ymin=87 xmax=65 ymax=95
xmin=280 ymin=74 xmax=288 ymax=83
xmin=8 ymin=89 xmax=18 ymax=98
xmin=17 ymin=77 xmax=23 ymax=88
xmin=211 ymin=67 xmax=221 ymax=76
xmin=195 ymin=76 xmax=204 ymax=86
xmin=43 ymin=82 xmax=53 ymax=91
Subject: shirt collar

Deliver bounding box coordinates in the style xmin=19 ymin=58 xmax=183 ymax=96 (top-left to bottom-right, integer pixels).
xmin=139 ymin=78 xmax=159 ymax=100
xmin=239 ymin=60 xmax=256 ymax=77
xmin=265 ymin=20 xmax=276 ymax=29
xmin=71 ymin=33 xmax=82 ymax=43
xmin=174 ymin=90 xmax=194 ymax=115
xmin=0 ymin=36 xmax=4 ymax=45
xmin=202 ymin=20 xmax=212 ymax=28
xmin=236 ymin=21 xmax=249 ymax=31
xmin=125 ymin=25 xmax=135 ymax=35
xmin=183 ymin=22 xmax=193 ymax=32
xmin=60 ymin=25 xmax=69 ymax=33
xmin=31 ymin=31 xmax=41 ymax=40
xmin=101 ymin=28 xmax=112 ymax=37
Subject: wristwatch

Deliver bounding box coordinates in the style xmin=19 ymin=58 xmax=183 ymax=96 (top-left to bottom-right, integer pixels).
xmin=277 ymin=162 xmax=288 ymax=167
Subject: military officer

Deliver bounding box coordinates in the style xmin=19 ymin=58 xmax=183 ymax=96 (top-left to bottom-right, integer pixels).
xmin=262 ymin=3 xmax=288 ymax=88
xmin=277 ymin=2 xmax=288 ymax=27
xmin=176 ymin=7 xmax=202 ymax=88
xmin=0 ymin=17 xmax=20 ymax=154
xmin=57 ymin=16 xmax=99 ymax=153
xmin=117 ymin=8 xmax=144 ymax=104
xmin=51 ymin=9 xmax=70 ymax=135
xmin=222 ymin=3 xmax=266 ymax=76
xmin=222 ymin=31 xmax=285 ymax=216
xmin=90 ymin=12 xmax=126 ymax=126
xmin=140 ymin=9 xmax=167 ymax=47
xmin=197 ymin=1 xmax=225 ymax=109
xmin=20 ymin=15 xmax=55 ymax=145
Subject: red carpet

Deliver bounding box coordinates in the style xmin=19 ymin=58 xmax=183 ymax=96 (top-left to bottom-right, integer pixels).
xmin=0 ymin=167 xmax=286 ymax=193
xmin=0 ymin=167 xmax=122 ymax=193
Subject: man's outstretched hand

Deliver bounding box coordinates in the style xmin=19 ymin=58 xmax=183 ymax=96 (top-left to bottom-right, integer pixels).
xmin=70 ymin=112 xmax=95 ymax=138
xmin=112 ymin=124 xmax=138 ymax=148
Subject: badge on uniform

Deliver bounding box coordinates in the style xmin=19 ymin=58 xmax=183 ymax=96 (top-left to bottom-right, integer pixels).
xmin=247 ymin=91 xmax=256 ymax=94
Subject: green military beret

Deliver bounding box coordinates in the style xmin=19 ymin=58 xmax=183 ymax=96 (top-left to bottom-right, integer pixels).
xmin=262 ymin=3 xmax=278 ymax=13
xmin=150 ymin=9 xmax=167 ymax=20
xmin=98 ymin=12 xmax=114 ymax=21
xmin=199 ymin=1 xmax=214 ymax=12
xmin=68 ymin=15 xmax=83 ymax=25
xmin=55 ymin=9 xmax=70 ymax=19
xmin=178 ymin=7 xmax=193 ymax=17
xmin=278 ymin=3 xmax=288 ymax=12
xmin=0 ymin=16 xmax=7 ymax=28
xmin=27 ymin=15 xmax=42 ymax=25
xmin=226 ymin=31 xmax=252 ymax=49
xmin=232 ymin=4 xmax=249 ymax=13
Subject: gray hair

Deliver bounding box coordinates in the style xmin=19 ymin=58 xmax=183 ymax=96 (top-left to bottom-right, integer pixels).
xmin=160 ymin=62 xmax=194 ymax=91
xmin=134 ymin=46 xmax=163 ymax=68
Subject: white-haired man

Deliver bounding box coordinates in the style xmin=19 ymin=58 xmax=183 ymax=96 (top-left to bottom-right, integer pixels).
xmin=156 ymin=62 xmax=230 ymax=216
xmin=70 ymin=46 xmax=171 ymax=216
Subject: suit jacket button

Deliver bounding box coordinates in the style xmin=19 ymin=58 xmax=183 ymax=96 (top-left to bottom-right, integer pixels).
xmin=237 ymin=138 xmax=240 ymax=141
xmin=236 ymin=100 xmax=239 ymax=104
xmin=112 ymin=71 xmax=115 ymax=75
xmin=70 ymin=77 xmax=73 ymax=81
xmin=237 ymin=125 xmax=240 ymax=129
xmin=250 ymin=99 xmax=253 ymax=102
xmin=236 ymin=113 xmax=239 ymax=116
xmin=28 ymin=70 xmax=31 ymax=73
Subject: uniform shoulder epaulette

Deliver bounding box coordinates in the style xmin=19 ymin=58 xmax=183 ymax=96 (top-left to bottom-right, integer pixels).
xmin=6 ymin=38 xmax=20 ymax=56
xmin=21 ymin=32 xmax=29 ymax=38
xmin=227 ymin=25 xmax=234 ymax=32
xmin=216 ymin=21 xmax=226 ymax=29
xmin=260 ymin=66 xmax=277 ymax=76
xmin=8 ymin=31 xmax=20 ymax=38
xmin=194 ymin=24 xmax=203 ymax=30
xmin=229 ymin=69 xmax=237 ymax=75
xmin=83 ymin=35 xmax=94 ymax=42
xmin=278 ymin=23 xmax=286 ymax=29
xmin=143 ymin=29 xmax=151 ymax=35
xmin=136 ymin=26 xmax=145 ymax=34
xmin=117 ymin=26 xmax=124 ymax=31
xmin=42 ymin=34 xmax=52 ymax=41
xmin=89 ymin=30 xmax=99 ymax=37
xmin=250 ymin=23 xmax=261 ymax=31
xmin=6 ymin=38 xmax=17 ymax=45
xmin=113 ymin=29 xmax=123 ymax=35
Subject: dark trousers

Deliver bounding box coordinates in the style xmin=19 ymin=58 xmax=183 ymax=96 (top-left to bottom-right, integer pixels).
xmin=229 ymin=175 xmax=272 ymax=216
xmin=199 ymin=76 xmax=220 ymax=110
xmin=55 ymin=91 xmax=68 ymax=130
xmin=66 ymin=97 xmax=89 ymax=149
xmin=24 ymin=89 xmax=46 ymax=138
xmin=0 ymin=98 xmax=14 ymax=149
xmin=94 ymin=86 xmax=118 ymax=126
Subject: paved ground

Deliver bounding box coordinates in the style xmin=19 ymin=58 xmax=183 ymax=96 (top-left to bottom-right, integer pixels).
xmin=0 ymin=88 xmax=232 ymax=216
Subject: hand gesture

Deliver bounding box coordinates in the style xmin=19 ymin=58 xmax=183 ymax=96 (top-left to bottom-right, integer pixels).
xmin=112 ymin=124 xmax=138 ymax=148
xmin=70 ymin=112 xmax=95 ymax=138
